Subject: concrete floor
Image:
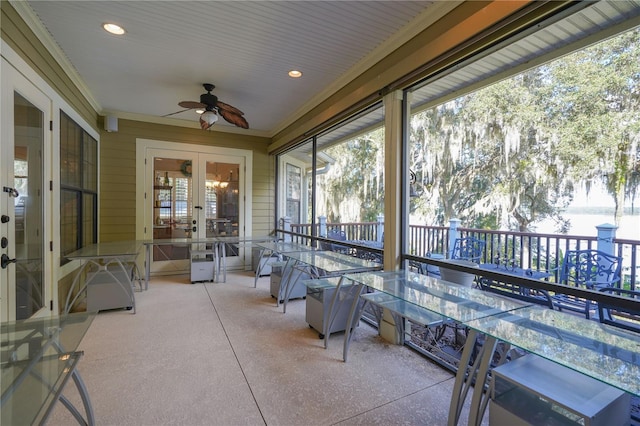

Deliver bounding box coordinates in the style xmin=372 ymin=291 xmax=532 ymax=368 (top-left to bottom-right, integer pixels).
xmin=49 ymin=271 xmax=486 ymax=425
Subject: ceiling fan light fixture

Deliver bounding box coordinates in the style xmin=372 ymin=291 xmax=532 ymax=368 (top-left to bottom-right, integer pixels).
xmin=102 ymin=23 xmax=125 ymax=35
xmin=199 ymin=110 xmax=218 ymax=130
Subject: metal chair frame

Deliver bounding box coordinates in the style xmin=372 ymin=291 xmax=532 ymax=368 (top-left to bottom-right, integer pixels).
xmin=552 ymin=249 xmax=623 ymax=319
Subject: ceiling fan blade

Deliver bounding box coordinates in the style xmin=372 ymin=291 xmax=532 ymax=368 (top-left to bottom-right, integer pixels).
xmin=163 ymin=108 xmax=192 ymax=117
xmin=218 ymin=109 xmax=249 ymax=129
xmin=215 ymin=100 xmax=244 ymax=116
xmin=178 ymin=100 xmax=206 ymax=109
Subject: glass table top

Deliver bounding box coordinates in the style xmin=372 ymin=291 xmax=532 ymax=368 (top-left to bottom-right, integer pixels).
xmin=465 ymin=306 xmax=640 ymax=397
xmin=286 ymin=251 xmax=382 ymax=274
xmin=344 ymin=270 xmax=531 ymax=323
xmin=477 ymin=262 xmax=552 ymax=280
xmin=255 ymin=241 xmax=316 ymax=253
xmin=1 ymin=312 xmax=96 ymax=425
xmin=66 ymin=240 xmax=144 ymax=259
xmin=215 ymin=235 xmax=276 ymax=244
xmin=142 ymin=237 xmax=200 ymax=246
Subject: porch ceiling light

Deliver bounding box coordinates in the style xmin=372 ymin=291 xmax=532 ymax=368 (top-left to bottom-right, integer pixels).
xmin=199 ymin=110 xmax=218 ymax=130
xmin=103 ymin=23 xmax=125 ymax=35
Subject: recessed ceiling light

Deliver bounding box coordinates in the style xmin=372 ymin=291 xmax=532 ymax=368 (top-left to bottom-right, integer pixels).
xmin=288 ymin=70 xmax=303 ymax=78
xmin=103 ymin=23 xmax=125 ymax=35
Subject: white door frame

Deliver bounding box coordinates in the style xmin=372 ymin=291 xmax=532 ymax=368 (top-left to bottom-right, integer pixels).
xmin=1 ymin=60 xmax=52 ymax=321
xmin=135 ymin=139 xmax=253 ymax=273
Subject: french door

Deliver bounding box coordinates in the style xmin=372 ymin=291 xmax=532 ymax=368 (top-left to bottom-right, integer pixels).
xmin=1 ymin=61 xmax=51 ymax=321
xmin=143 ymin=147 xmax=246 ymax=275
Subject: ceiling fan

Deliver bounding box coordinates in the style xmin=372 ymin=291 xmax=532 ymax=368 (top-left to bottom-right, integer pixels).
xmin=165 ymin=83 xmax=249 ymax=130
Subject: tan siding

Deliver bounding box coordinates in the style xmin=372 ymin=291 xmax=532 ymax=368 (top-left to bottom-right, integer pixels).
xmin=99 ymin=118 xmax=273 ymax=241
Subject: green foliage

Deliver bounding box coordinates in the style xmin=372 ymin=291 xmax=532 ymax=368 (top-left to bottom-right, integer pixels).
xmin=410 ymin=27 xmax=640 ymax=231
xmin=319 ymin=129 xmax=385 ymax=223
xmin=310 ymin=28 xmax=640 ymax=230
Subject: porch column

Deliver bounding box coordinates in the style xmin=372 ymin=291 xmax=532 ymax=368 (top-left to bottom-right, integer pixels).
xmin=318 ymin=216 xmax=327 ymax=237
xmin=448 ymin=218 xmax=461 ymax=258
xmin=379 ymin=89 xmax=403 ymax=345
xmin=596 ymin=223 xmax=617 ymax=286
xmin=376 ymin=214 xmax=384 ymax=242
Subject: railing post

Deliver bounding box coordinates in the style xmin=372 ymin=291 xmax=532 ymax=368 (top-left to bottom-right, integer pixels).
xmin=448 ymin=218 xmax=461 ymax=258
xmin=596 ymin=223 xmax=617 ymax=286
xmin=377 ymin=214 xmax=384 ymax=243
xmin=318 ymin=215 xmax=327 ymax=238
xmin=281 ymin=216 xmax=291 ymax=242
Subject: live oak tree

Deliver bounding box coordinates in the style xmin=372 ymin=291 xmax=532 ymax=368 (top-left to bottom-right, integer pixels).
xmin=546 ymin=29 xmax=640 ymax=226
xmin=409 ymin=27 xmax=640 ymax=231
xmin=313 ymin=27 xmax=640 ymax=232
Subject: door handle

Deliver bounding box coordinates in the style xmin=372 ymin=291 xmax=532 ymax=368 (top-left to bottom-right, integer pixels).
xmin=2 ymin=187 xmax=19 ymax=198
xmin=194 ymin=206 xmax=203 ymax=210
xmin=1 ymin=253 xmax=17 ymax=269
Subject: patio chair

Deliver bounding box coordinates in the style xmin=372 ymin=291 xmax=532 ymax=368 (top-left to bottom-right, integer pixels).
xmin=434 ymin=260 xmax=481 ymax=342
xmin=415 ymin=237 xmax=486 ymax=277
xmin=438 ymin=259 xmax=479 ymax=288
xmin=321 ymin=229 xmax=348 ymax=253
xmin=551 ymin=249 xmax=623 ymax=319
xmin=597 ymin=287 xmax=640 ymax=333
xmin=451 ymin=237 xmax=486 ymax=263
xmin=478 ymin=277 xmax=554 ymax=309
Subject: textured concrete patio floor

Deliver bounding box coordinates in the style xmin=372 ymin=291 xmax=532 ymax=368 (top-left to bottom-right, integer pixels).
xmin=49 ymin=271 xmax=488 ymax=425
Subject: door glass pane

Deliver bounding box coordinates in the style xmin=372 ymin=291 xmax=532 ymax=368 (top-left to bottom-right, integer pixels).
xmin=153 ymin=158 xmax=192 ymax=261
xmin=205 ymin=161 xmax=239 ymax=255
xmin=14 ymin=93 xmax=44 ymax=319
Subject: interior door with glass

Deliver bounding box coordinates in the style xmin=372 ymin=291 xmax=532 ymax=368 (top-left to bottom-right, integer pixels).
xmin=1 ymin=63 xmax=50 ymax=321
xmin=146 ymin=150 xmax=246 ymax=274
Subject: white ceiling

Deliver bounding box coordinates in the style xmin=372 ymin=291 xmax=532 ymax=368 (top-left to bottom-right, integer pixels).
xmin=18 ymin=0 xmax=451 ymax=136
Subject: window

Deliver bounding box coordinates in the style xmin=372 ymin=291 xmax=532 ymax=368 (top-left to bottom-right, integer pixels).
xmin=276 ymin=103 xmax=385 ymax=241
xmin=60 ymin=111 xmax=97 ymax=262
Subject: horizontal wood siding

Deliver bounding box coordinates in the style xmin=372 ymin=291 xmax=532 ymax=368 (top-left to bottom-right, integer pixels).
xmin=251 ymin=148 xmax=275 ymax=235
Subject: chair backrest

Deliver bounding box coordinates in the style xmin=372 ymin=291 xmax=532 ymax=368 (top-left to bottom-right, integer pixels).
xmin=327 ymin=229 xmax=347 ymax=241
xmin=451 ymin=237 xmax=485 ymax=263
xmin=438 ymin=259 xmax=478 ymax=287
xmin=320 ymin=228 xmax=347 ymax=251
xmin=597 ymin=287 xmax=640 ymax=333
xmin=559 ymin=249 xmax=622 ymax=289
xmin=478 ymin=278 xmax=554 ymax=309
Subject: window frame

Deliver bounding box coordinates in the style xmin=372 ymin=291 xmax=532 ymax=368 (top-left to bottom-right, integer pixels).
xmin=59 ymin=111 xmax=98 ymax=264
